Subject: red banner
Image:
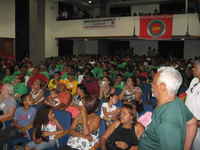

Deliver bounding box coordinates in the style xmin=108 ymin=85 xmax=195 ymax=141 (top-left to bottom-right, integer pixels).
xmin=139 ymin=15 xmax=173 ymax=40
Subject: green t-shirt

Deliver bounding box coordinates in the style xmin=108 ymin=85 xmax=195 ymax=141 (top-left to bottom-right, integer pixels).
xmin=14 ymin=83 xmax=28 ymax=95
xmin=139 ymin=98 xmax=193 ymax=150
xmin=91 ymin=67 xmax=103 ymax=79
xmin=40 ymin=71 xmax=50 ymax=79
xmin=117 ymin=62 xmax=127 ymax=69
xmin=56 ymin=64 xmax=64 ymax=72
xmin=124 ymin=72 xmax=133 ymax=78
xmin=13 ymin=71 xmax=21 ymax=76
xmin=114 ymin=81 xmax=125 ymax=89
xmin=2 ymin=75 xmax=15 ymax=83
xmin=109 ymin=70 xmax=117 ymax=80
xmin=60 ymin=72 xmax=68 ymax=80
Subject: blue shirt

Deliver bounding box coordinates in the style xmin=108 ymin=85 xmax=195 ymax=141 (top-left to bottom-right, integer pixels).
xmin=14 ymin=107 xmax=36 ymax=127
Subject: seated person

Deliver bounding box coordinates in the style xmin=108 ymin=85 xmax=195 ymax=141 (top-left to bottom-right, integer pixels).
xmin=48 ymin=72 xmax=61 ymax=90
xmin=44 ymin=89 xmax=61 ymax=107
xmin=29 ymin=80 xmax=45 ymax=105
xmin=60 ymin=96 xmax=100 ymax=150
xmin=0 ymin=84 xmax=17 ymax=146
xmin=100 ymin=104 xmax=144 ymax=150
xmin=99 ymin=76 xmax=112 ymax=100
xmin=66 ymin=84 xmax=89 ymax=119
xmin=25 ymin=106 xmax=63 ymax=150
xmin=0 ymin=84 xmax=16 ymax=123
xmin=132 ymin=87 xmax=144 ymax=115
xmin=119 ymin=77 xmax=135 ymax=103
xmin=100 ymin=94 xmax=120 ymax=126
xmin=72 ymin=84 xmax=89 ymax=106
xmin=124 ymin=87 xmax=144 ymax=117
xmin=63 ymin=73 xmax=79 ymax=96
xmin=57 ymin=83 xmax=72 ymax=107
xmin=5 ymin=94 xmax=37 ymax=149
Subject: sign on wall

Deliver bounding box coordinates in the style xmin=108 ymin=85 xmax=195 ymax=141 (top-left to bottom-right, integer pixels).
xmin=83 ymin=18 xmax=115 ymax=28
xmin=139 ymin=15 xmax=173 ymax=40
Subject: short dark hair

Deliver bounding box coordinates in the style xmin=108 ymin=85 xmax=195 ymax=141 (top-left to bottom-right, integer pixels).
xmin=78 ymin=84 xmax=89 ymax=96
xmin=19 ymin=93 xmax=30 ymax=106
xmin=123 ymin=104 xmax=137 ymax=125
xmin=84 ymin=95 xmax=99 ymax=114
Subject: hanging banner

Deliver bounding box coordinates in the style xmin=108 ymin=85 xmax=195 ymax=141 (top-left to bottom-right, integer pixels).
xmin=83 ymin=18 xmax=115 ymax=28
xmin=139 ymin=15 xmax=173 ymax=40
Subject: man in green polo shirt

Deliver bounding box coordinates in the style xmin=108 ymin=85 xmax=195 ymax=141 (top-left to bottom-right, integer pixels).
xmin=139 ymin=66 xmax=197 ymax=150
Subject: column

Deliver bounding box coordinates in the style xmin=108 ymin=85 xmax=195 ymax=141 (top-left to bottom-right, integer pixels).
xmin=29 ymin=0 xmax=45 ymax=65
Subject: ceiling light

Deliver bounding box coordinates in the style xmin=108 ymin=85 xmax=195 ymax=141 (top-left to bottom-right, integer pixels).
xmin=88 ymin=0 xmax=92 ymax=4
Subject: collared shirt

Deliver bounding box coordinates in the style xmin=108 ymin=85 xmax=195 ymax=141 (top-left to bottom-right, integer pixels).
xmin=185 ymin=77 xmax=200 ymax=120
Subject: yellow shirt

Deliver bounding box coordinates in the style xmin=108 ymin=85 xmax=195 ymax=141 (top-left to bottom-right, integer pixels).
xmin=48 ymin=79 xmax=58 ymax=90
xmin=60 ymin=79 xmax=78 ymax=95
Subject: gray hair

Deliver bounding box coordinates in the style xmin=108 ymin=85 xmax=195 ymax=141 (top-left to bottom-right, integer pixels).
xmin=157 ymin=66 xmax=183 ymax=96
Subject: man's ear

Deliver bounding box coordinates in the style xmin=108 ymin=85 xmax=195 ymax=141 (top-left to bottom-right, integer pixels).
xmin=159 ymin=82 xmax=166 ymax=92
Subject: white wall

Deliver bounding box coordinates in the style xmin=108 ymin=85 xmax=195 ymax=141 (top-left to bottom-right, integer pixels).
xmin=188 ymin=14 xmax=200 ymax=36
xmin=184 ymin=40 xmax=200 ymax=59
xmin=131 ymin=4 xmax=159 ymax=16
xmin=54 ymin=17 xmax=135 ymax=38
xmin=129 ymin=40 xmax=158 ymax=55
xmin=0 ymin=0 xmax=15 ymax=38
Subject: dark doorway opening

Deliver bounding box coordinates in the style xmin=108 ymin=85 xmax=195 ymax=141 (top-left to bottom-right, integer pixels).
xmin=110 ymin=6 xmax=131 ymax=17
xmin=58 ymin=39 xmax=73 ymax=57
xmin=160 ymin=1 xmax=185 ymax=14
xmin=158 ymin=40 xmax=184 ymax=59
xmin=109 ymin=40 xmax=130 ymax=56
xmin=15 ymin=0 xmax=29 ymax=62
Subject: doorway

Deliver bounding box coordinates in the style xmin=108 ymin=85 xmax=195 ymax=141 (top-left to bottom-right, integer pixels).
xmin=158 ymin=41 xmax=184 ymax=59
xmin=58 ymin=39 xmax=73 ymax=56
xmin=109 ymin=40 xmax=130 ymax=56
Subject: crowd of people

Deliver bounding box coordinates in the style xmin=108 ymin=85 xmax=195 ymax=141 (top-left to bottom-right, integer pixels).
xmin=0 ymin=54 xmax=199 ymax=150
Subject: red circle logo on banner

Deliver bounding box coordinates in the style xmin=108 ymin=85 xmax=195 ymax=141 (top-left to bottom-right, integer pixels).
xmin=147 ymin=20 xmax=166 ymax=38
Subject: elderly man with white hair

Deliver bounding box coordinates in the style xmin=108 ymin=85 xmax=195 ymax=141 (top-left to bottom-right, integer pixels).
xmin=139 ymin=67 xmax=197 ymax=150
xmin=0 ymin=84 xmax=16 ymax=123
xmin=185 ymin=60 xmax=200 ymax=150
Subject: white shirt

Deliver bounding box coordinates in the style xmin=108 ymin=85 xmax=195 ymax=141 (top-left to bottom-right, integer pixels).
xmin=185 ymin=77 xmax=200 ymax=120
xmin=41 ymin=122 xmax=57 ymax=140
xmin=100 ymin=102 xmax=117 ymax=119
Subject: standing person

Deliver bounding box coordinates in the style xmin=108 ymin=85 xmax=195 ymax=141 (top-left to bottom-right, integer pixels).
xmin=139 ymin=67 xmax=197 ymax=150
xmin=185 ymin=60 xmax=200 ymax=150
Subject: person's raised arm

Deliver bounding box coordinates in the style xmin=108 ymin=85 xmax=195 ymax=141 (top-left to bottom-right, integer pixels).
xmin=100 ymin=121 xmax=120 ymax=150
